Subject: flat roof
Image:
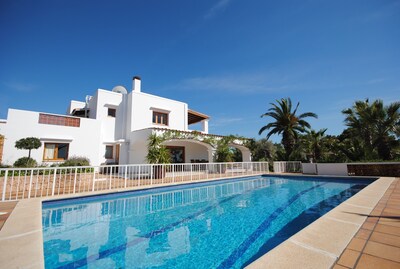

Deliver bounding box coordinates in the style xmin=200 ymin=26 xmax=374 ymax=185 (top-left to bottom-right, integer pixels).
xmin=188 ymin=109 xmax=209 ymax=125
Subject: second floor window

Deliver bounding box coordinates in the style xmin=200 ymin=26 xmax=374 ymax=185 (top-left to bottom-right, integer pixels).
xmin=153 ymin=111 xmax=168 ymax=126
xmin=108 ymin=108 xmax=116 ymax=117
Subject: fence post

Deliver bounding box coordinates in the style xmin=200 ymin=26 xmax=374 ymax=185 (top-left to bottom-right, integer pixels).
xmin=92 ymin=168 xmax=96 ymax=192
xmin=27 ymin=169 xmax=34 ymax=199
xmin=172 ymin=164 xmax=175 ymax=183
xmin=138 ymin=165 xmax=141 ymax=186
xmin=51 ymin=168 xmax=57 ymax=196
xmin=73 ymin=168 xmax=77 ymax=194
xmin=124 ymin=165 xmax=128 ymax=188
xmin=150 ymin=164 xmax=153 ymax=186
xmin=109 ymin=166 xmax=113 ymax=190
xmin=2 ymin=170 xmax=8 ymax=201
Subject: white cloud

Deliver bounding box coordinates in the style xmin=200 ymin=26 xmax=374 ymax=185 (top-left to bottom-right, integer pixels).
xmin=209 ymin=116 xmax=243 ymax=127
xmin=172 ymin=73 xmax=293 ymax=94
xmin=204 ymin=0 xmax=232 ymax=19
xmin=366 ymin=78 xmax=386 ymax=84
xmin=360 ymin=1 xmax=400 ymax=23
xmin=3 ymin=82 xmax=36 ymax=93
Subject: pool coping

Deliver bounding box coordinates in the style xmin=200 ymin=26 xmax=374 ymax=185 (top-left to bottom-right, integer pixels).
xmin=0 ymin=174 xmax=394 ymax=269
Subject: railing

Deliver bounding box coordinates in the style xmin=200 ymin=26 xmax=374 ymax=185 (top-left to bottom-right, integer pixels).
xmin=273 ymin=161 xmax=302 ymax=173
xmin=0 ymin=162 xmax=269 ymax=201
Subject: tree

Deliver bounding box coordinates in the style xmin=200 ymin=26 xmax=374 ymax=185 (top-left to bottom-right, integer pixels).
xmin=15 ymin=137 xmax=42 ymax=158
xmin=146 ymin=134 xmax=171 ymax=164
xmin=246 ymin=138 xmax=277 ymax=161
xmin=259 ymin=98 xmax=317 ymax=160
xmin=304 ymin=129 xmax=327 ymax=162
xmin=214 ymin=136 xmax=236 ymax=162
xmin=342 ymin=99 xmax=400 ymax=160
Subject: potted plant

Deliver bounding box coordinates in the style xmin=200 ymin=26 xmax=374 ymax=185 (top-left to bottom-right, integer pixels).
xmin=214 ymin=136 xmax=235 ymax=173
xmin=146 ymin=134 xmax=171 ymax=179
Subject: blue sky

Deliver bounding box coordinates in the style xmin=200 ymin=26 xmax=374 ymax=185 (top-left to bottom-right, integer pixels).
xmin=1 ymin=0 xmax=399 ymax=142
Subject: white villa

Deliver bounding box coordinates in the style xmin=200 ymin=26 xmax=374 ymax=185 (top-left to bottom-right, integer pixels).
xmin=0 ymin=77 xmax=251 ymax=166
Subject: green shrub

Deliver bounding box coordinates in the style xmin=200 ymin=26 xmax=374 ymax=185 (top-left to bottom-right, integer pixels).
xmin=59 ymin=156 xmax=90 ymax=167
xmin=13 ymin=157 xmax=38 ymax=168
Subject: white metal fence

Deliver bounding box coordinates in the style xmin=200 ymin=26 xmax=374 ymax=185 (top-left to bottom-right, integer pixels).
xmin=0 ymin=162 xmax=269 ymax=201
xmin=273 ymin=161 xmax=302 ymax=173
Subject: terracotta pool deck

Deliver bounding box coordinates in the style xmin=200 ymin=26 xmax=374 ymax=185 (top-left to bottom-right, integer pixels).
xmin=333 ymin=177 xmax=400 ymax=269
xmin=0 ymin=175 xmax=398 ymax=268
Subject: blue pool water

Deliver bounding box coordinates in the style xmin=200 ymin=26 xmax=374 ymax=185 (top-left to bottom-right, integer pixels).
xmin=42 ymin=175 xmax=374 ymax=269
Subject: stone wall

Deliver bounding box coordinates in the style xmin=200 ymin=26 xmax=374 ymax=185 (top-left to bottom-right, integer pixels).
xmin=348 ymin=163 xmax=400 ymax=177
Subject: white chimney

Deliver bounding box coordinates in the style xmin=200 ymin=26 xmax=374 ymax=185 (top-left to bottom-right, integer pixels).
xmin=132 ymin=76 xmax=141 ymax=92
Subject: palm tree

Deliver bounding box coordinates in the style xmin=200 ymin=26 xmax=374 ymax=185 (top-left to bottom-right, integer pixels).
xmin=342 ymin=99 xmax=377 ymax=159
xmin=259 ymin=98 xmax=317 ymax=160
xmin=304 ymin=128 xmax=327 ymax=162
xmin=146 ymin=134 xmax=171 ymax=164
xmin=372 ymin=101 xmax=400 ymax=160
xmin=342 ymin=99 xmax=400 ymax=160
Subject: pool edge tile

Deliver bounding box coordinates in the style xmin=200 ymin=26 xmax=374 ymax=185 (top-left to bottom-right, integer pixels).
xmin=0 ymin=198 xmax=44 ymax=269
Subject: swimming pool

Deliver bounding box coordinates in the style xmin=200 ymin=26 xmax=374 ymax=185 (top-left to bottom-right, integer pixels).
xmin=42 ymin=175 xmax=374 ymax=269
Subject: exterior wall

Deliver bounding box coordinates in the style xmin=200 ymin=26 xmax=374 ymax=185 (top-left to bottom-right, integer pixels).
xmin=302 ymin=163 xmax=317 ymax=174
xmin=316 ymin=163 xmax=348 ymax=176
xmin=301 ymin=163 xmax=348 ymax=176
xmin=0 ymin=135 xmax=4 ymax=164
xmin=0 ymin=120 xmax=5 ymax=164
xmin=67 ymin=100 xmax=85 ymax=115
xmin=129 ymin=91 xmax=188 ymax=132
xmin=2 ymin=109 xmax=102 ymax=166
xmin=128 ymin=129 xmax=152 ymax=164
xmin=92 ymin=89 xmax=125 ymax=143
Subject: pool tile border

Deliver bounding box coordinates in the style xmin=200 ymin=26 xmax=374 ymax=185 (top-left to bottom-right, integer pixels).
xmin=0 ymin=175 xmax=394 ymax=269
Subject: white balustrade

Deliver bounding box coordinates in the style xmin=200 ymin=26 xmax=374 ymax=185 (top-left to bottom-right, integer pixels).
xmin=0 ymin=162 xmax=269 ymax=201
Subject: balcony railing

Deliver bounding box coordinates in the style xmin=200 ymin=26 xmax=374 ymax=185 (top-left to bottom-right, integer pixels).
xmin=0 ymin=162 xmax=269 ymax=201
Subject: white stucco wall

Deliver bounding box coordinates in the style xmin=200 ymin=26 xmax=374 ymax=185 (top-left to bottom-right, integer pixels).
xmin=67 ymin=100 xmax=85 ymax=115
xmin=128 ymin=129 xmax=152 ymax=164
xmin=93 ymin=90 xmax=125 ymax=142
xmin=2 ymin=109 xmax=103 ymax=166
xmin=316 ymin=163 xmax=349 ymax=176
xmin=129 ymin=91 xmax=188 ymax=132
xmin=302 ymin=163 xmax=317 ymax=174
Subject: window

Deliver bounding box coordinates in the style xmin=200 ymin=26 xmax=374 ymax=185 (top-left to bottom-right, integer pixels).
xmin=153 ymin=111 xmax=168 ymax=126
xmin=43 ymin=143 xmax=69 ymax=161
xmin=105 ymin=145 xmax=113 ymax=159
xmin=167 ymin=146 xmax=185 ymax=163
xmin=108 ymin=108 xmax=116 ymax=117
